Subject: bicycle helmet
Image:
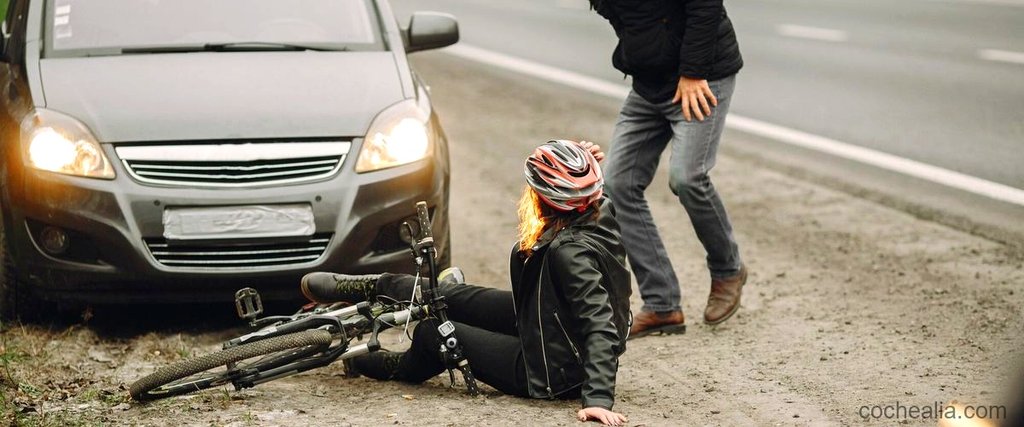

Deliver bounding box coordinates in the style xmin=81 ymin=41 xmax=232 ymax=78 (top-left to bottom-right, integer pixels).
xmin=524 ymin=140 xmax=604 ymax=212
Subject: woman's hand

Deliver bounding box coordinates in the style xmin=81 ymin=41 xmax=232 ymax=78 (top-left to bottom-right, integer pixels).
xmin=672 ymin=76 xmax=718 ymax=122
xmin=577 ymin=140 xmax=606 ymax=162
xmin=577 ymin=407 xmax=628 ymax=426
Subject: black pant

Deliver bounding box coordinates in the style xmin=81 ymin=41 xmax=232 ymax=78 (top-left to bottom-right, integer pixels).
xmin=375 ymin=273 xmax=530 ymax=397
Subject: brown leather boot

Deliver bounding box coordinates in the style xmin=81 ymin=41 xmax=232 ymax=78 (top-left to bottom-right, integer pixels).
xmin=628 ymin=310 xmax=686 ymax=340
xmin=704 ymin=264 xmax=747 ymax=325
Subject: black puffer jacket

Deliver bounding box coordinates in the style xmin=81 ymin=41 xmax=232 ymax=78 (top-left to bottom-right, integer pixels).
xmin=508 ymin=198 xmax=632 ymax=410
xmin=591 ymin=0 xmax=743 ymax=101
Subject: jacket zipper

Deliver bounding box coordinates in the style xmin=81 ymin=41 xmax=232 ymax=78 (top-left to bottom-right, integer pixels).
xmin=513 ymin=253 xmax=547 ymax=397
xmin=537 ymin=277 xmax=554 ymax=397
xmin=553 ymin=312 xmax=581 ymax=363
xmin=511 ymin=266 xmax=520 ymax=318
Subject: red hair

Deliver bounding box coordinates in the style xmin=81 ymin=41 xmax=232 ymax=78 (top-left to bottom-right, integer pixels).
xmin=517 ymin=186 xmax=598 ymax=256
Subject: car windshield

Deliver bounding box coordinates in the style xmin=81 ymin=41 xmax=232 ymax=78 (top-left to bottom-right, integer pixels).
xmin=45 ymin=0 xmax=384 ymax=57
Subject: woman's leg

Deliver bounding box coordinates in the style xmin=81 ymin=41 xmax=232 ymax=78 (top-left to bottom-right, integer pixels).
xmin=387 ymin=318 xmax=528 ymax=397
xmin=377 ymin=274 xmax=517 ymax=336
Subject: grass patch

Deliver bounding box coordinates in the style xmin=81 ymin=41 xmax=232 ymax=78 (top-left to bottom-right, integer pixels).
xmin=1 ymin=327 xmax=25 ymax=424
xmin=0 ymin=322 xmax=111 ymax=426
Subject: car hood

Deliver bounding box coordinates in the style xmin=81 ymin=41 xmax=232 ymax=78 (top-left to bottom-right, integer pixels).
xmin=38 ymin=52 xmax=405 ymax=142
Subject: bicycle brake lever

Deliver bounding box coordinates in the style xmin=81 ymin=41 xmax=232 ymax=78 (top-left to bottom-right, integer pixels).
xmin=401 ymin=221 xmax=417 ymax=251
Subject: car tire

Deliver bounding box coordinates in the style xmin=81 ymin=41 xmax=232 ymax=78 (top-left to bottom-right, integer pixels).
xmin=0 ymin=221 xmax=42 ymax=323
xmin=129 ymin=329 xmax=333 ymax=401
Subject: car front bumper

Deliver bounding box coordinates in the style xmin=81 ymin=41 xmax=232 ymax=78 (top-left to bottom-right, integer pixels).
xmin=2 ymin=149 xmax=449 ymax=304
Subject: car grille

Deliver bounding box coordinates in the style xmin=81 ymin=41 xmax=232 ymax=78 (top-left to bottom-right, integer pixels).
xmin=145 ymin=234 xmax=332 ymax=268
xmin=115 ymin=141 xmax=351 ymax=187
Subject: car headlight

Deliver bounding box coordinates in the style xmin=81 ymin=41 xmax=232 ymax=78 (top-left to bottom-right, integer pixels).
xmin=20 ymin=109 xmax=114 ymax=179
xmin=355 ymin=100 xmax=431 ymax=173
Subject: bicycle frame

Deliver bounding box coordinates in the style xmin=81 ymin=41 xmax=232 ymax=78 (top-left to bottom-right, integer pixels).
xmin=222 ymin=201 xmax=479 ymax=395
xmin=226 ymin=304 xmax=429 ymax=389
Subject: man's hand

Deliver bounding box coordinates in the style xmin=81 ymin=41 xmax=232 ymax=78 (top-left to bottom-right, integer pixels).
xmin=672 ymin=76 xmax=718 ymax=122
xmin=577 ymin=407 xmax=628 ymax=426
xmin=577 ymin=140 xmax=605 ymax=162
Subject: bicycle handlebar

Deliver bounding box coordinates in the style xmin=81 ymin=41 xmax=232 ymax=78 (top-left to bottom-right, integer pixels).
xmin=416 ymin=201 xmax=432 ymax=240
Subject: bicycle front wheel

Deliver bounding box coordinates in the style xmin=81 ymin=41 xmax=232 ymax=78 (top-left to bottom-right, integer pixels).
xmin=130 ymin=329 xmax=332 ymax=401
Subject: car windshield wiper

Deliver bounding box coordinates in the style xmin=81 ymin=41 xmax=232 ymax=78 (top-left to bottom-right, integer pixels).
xmin=120 ymin=42 xmax=348 ymax=54
xmin=202 ymin=42 xmax=348 ymax=52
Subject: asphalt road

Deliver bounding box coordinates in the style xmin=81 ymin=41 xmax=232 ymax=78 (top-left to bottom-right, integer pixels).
xmin=390 ymin=0 xmax=1024 ymax=189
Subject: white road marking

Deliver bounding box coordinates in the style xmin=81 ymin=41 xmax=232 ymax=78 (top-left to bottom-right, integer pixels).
xmin=442 ymin=44 xmax=1024 ymax=207
xmin=776 ymin=24 xmax=849 ymax=42
xmin=978 ymin=49 xmax=1024 ymax=65
xmin=723 ymin=117 xmax=1024 ymax=206
xmin=446 ymin=44 xmax=629 ymax=99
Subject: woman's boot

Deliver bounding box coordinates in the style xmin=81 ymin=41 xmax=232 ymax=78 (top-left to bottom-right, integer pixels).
xmin=300 ymin=272 xmax=381 ymax=303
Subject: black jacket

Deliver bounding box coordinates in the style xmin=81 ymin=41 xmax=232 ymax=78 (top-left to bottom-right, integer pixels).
xmin=591 ymin=0 xmax=743 ymax=102
xmin=509 ymin=198 xmax=632 ymax=410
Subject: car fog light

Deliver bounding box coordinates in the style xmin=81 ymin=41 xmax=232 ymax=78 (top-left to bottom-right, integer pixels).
xmin=40 ymin=226 xmax=70 ymax=254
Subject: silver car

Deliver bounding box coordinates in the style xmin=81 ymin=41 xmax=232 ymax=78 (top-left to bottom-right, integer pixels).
xmin=0 ymin=0 xmax=458 ymax=317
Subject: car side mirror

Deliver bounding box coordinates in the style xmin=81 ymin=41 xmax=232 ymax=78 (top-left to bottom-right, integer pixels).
xmin=404 ymin=12 xmax=458 ymax=54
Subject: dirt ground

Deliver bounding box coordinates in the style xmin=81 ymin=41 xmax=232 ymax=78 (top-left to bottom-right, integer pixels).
xmin=2 ymin=52 xmax=1022 ymax=426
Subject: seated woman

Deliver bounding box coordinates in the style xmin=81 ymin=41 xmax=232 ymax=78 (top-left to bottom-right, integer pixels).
xmin=300 ymin=140 xmax=632 ymax=426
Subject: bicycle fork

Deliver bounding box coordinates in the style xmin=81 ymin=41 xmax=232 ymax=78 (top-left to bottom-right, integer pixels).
xmin=406 ymin=201 xmax=480 ymax=396
xmin=436 ymin=320 xmax=480 ymax=395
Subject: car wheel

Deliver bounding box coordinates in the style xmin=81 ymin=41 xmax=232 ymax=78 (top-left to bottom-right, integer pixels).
xmin=0 ymin=221 xmax=42 ymax=323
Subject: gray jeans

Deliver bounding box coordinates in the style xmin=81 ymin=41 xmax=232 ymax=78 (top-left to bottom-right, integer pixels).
xmin=604 ymin=75 xmax=742 ymax=313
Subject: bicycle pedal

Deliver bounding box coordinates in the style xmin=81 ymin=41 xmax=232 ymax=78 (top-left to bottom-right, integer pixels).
xmin=234 ymin=287 xmax=264 ymax=321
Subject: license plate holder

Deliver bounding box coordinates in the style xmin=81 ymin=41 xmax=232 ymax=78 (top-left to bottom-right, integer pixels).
xmin=163 ymin=204 xmax=315 ymax=241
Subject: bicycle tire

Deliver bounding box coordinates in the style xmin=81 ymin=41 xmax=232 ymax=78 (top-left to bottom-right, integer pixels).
xmin=130 ymin=329 xmax=332 ymax=401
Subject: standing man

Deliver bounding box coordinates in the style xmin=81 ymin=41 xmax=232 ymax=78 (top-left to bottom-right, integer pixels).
xmin=591 ymin=0 xmax=747 ymax=336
